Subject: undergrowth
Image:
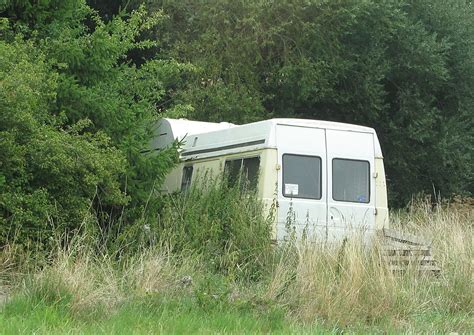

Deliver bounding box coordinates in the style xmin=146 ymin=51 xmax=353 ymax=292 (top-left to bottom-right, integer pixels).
xmin=0 ymin=195 xmax=472 ymax=333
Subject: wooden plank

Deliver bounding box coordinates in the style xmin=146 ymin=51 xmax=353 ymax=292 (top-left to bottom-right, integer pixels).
xmin=383 ymin=228 xmax=431 ymax=245
xmin=384 ymin=255 xmax=435 ymax=262
xmin=382 ymin=246 xmax=431 ymax=256
xmin=382 ymin=250 xmax=430 ymax=257
xmin=381 ymin=232 xmax=441 ymax=275
xmin=419 ymin=266 xmax=442 ymax=275
xmin=388 ymin=265 xmax=441 ymax=272
xmin=382 ymin=243 xmax=430 ymax=251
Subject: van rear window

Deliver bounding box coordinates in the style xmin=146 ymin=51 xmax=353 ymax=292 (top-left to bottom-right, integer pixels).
xmin=332 ymin=159 xmax=370 ymax=203
xmin=282 ymin=154 xmax=321 ymax=199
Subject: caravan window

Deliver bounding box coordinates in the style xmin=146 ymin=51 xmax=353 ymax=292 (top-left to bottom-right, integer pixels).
xmin=224 ymin=157 xmax=260 ymax=190
xmin=181 ymin=166 xmax=193 ymax=192
xmin=332 ymin=159 xmax=370 ymax=203
xmin=283 ymin=154 xmax=322 ymax=199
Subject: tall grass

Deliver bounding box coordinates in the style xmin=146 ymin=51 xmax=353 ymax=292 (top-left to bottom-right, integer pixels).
xmin=157 ymin=175 xmax=274 ymax=280
xmin=2 ymin=239 xmax=204 ymax=320
xmin=264 ymin=197 xmax=473 ymax=330
xmin=0 ymin=196 xmax=472 ymax=332
xmin=392 ymin=197 xmax=473 ymax=315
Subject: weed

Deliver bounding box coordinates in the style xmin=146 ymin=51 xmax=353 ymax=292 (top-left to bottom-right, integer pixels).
xmin=0 ymin=198 xmax=471 ymax=333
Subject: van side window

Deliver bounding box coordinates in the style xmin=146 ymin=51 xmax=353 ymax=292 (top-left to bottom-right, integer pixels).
xmin=282 ymin=154 xmax=321 ymax=199
xmin=224 ymin=157 xmax=260 ymax=190
xmin=181 ymin=166 xmax=193 ymax=192
xmin=332 ymin=159 xmax=370 ymax=203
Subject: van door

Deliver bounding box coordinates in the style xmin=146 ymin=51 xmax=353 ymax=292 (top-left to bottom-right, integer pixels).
xmin=326 ymin=130 xmax=376 ymax=243
xmin=276 ymin=125 xmax=327 ymax=242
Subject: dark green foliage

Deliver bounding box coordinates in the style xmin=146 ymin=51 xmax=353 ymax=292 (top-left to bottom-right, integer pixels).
xmin=0 ymin=35 xmax=125 ymax=247
xmin=1 ymin=0 xmax=473 ymax=252
xmin=158 ymin=177 xmax=273 ymax=280
xmin=0 ymin=2 xmax=188 ymax=247
xmin=139 ymin=0 xmax=473 ymax=206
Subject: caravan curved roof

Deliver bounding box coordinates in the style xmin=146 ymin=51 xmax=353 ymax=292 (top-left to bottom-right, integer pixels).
xmin=152 ymin=118 xmax=382 ymax=158
xmin=268 ymin=118 xmax=374 ymax=133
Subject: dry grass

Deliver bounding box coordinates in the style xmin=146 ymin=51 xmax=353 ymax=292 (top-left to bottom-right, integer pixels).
xmin=264 ymin=198 xmax=473 ymax=327
xmin=11 ymin=242 xmax=202 ymax=318
xmin=392 ymin=197 xmax=474 ymax=314
xmin=265 ymin=240 xmax=402 ymax=325
xmin=32 ymin=251 xmax=122 ymax=316
xmin=0 ymin=198 xmax=472 ymax=330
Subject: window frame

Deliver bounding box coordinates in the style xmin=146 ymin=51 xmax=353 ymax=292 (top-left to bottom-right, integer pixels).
xmin=282 ymin=153 xmax=323 ymax=200
xmin=180 ymin=165 xmax=194 ymax=192
xmin=224 ymin=155 xmax=261 ymax=190
xmin=331 ymin=157 xmax=370 ymax=204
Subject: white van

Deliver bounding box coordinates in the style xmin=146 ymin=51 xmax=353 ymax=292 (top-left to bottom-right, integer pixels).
xmin=152 ymin=118 xmax=389 ymax=243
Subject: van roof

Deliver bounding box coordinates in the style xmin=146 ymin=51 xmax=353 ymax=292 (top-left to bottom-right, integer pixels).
xmin=153 ymin=118 xmax=383 ymax=159
xmin=267 ymin=118 xmax=375 ymax=133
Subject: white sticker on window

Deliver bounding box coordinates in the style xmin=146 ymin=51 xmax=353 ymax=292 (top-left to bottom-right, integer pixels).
xmin=285 ymin=183 xmax=299 ymax=196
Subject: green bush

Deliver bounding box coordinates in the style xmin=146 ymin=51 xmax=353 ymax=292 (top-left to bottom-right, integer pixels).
xmin=157 ymin=175 xmax=274 ymax=280
xmin=0 ymin=36 xmax=126 ymax=249
xmin=138 ymin=0 xmax=474 ymax=206
xmin=0 ymin=2 xmax=189 ymax=248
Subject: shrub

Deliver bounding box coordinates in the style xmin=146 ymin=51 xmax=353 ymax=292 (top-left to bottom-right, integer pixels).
xmin=157 ymin=175 xmax=274 ymax=280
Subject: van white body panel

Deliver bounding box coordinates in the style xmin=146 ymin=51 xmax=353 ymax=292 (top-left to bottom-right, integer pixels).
xmin=326 ymin=129 xmax=376 ymax=243
xmin=153 ymin=118 xmax=389 ymax=244
xmin=275 ymin=124 xmax=327 ymax=241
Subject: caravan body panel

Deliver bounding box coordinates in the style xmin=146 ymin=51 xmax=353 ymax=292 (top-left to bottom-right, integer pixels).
xmin=154 ymin=118 xmax=388 ymax=243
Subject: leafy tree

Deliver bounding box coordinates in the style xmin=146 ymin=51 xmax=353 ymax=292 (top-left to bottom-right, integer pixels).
xmin=0 ymin=34 xmax=125 ymax=247
xmin=1 ymin=0 xmax=472 ymax=253
xmin=138 ymin=0 xmax=473 ymax=205
xmin=0 ymin=1 xmax=190 ymax=247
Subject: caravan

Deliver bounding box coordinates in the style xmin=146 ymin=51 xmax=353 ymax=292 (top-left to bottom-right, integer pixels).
xmin=152 ymin=118 xmax=389 ymax=243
